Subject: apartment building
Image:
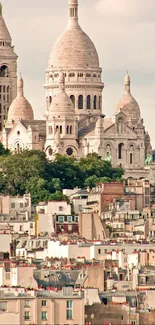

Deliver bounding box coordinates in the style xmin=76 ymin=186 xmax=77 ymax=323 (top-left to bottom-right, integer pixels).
xmin=0 ymin=287 xmax=84 ymax=325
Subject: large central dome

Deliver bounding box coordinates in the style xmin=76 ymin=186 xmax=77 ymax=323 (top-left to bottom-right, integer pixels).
xmin=48 ymin=0 xmax=99 ymax=69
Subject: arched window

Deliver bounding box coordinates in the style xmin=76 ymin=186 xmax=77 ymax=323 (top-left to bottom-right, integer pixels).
xmin=3 ymin=86 xmax=5 ymax=92
xmin=94 ymin=95 xmax=97 ymax=109
xmin=130 ymin=153 xmax=133 ymax=164
xmin=70 ymin=95 xmax=75 ymax=107
xmin=49 ymin=96 xmax=52 ymax=104
xmin=70 ymin=126 xmax=72 ymax=134
xmin=60 ymin=126 xmax=62 ymax=134
xmin=7 ymin=85 xmax=9 ymax=93
xmin=0 ymin=65 xmax=9 ymax=77
xmin=17 ymin=143 xmax=20 ymax=153
xmin=118 ymin=143 xmax=124 ymax=159
xmin=87 ymin=95 xmax=91 ymax=110
xmin=118 ymin=118 xmax=123 ymax=133
xmin=67 ymin=126 xmax=69 ymax=134
xmin=129 ymin=145 xmax=134 ymax=165
xmin=78 ymin=95 xmax=83 ymax=109
xmin=99 ymin=96 xmax=101 ymax=110
xmin=48 ymin=126 xmax=53 ymax=134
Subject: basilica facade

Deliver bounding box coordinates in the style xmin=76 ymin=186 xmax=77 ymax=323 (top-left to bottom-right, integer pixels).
xmin=0 ymin=0 xmax=153 ymax=179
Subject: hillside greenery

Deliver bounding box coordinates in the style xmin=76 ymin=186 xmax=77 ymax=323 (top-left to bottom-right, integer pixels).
xmin=0 ymin=147 xmax=124 ymax=203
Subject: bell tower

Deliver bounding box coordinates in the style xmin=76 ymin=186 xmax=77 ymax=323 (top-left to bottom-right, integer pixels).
xmin=0 ymin=3 xmax=18 ymax=130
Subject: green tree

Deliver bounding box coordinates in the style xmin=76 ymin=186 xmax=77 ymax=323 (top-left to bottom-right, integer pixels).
xmin=0 ymin=143 xmax=10 ymax=156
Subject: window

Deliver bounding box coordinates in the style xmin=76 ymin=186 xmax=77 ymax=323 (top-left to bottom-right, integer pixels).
xmin=130 ymin=153 xmax=133 ymax=164
xmin=69 ymin=73 xmax=75 ymax=77
xmin=79 ymin=205 xmax=82 ymax=211
xmin=70 ymin=95 xmax=75 ymax=107
xmin=58 ymin=216 xmax=64 ymax=222
xmin=94 ymin=95 xmax=97 ymax=109
xmin=41 ymin=300 xmax=47 ymax=307
xmin=60 ymin=126 xmax=62 ymax=134
xmin=20 ymin=225 xmax=23 ymax=232
xmin=24 ymin=300 xmax=30 ymax=308
xmin=59 ymin=206 xmax=63 ymax=212
xmin=0 ymin=301 xmax=7 ymax=311
xmin=99 ymin=96 xmax=101 ymax=110
xmin=30 ymin=223 xmax=33 ymax=229
xmin=67 ymin=125 xmax=69 ymax=134
xmin=41 ymin=311 xmax=47 ymax=320
xmin=20 ymin=202 xmax=23 ymax=208
xmin=5 ymin=273 xmax=10 ymax=280
xmin=48 ymin=126 xmax=53 ymax=134
xmin=87 ymin=95 xmax=91 ymax=109
xmin=98 ymin=249 xmax=101 ymax=254
xmin=70 ymin=126 xmax=72 ymax=134
xmin=24 ymin=311 xmax=30 ymax=320
xmin=0 ymin=65 xmax=9 ymax=77
xmin=118 ymin=143 xmax=124 ymax=159
xmin=66 ymin=300 xmax=73 ymax=320
xmin=67 ymin=216 xmax=72 ymax=222
xmin=131 ymin=321 xmax=136 ymax=325
xmin=49 ymin=96 xmax=52 ymax=104
xmin=11 ymin=202 xmax=15 ymax=209
xmin=78 ymin=95 xmax=83 ymax=109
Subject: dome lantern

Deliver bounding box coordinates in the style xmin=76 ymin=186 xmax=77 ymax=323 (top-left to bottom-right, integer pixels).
xmin=124 ymin=71 xmax=131 ymax=94
xmin=68 ymin=0 xmax=79 ymax=27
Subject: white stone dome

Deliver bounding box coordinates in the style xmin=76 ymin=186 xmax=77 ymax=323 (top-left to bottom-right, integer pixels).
xmin=49 ymin=73 xmax=75 ymax=117
xmin=115 ymin=72 xmax=141 ymax=122
xmin=48 ymin=0 xmax=99 ymax=69
xmin=8 ymin=76 xmax=34 ymax=121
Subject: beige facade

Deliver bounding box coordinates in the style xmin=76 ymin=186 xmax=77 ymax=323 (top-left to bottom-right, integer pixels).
xmin=0 ymin=289 xmax=84 ymax=325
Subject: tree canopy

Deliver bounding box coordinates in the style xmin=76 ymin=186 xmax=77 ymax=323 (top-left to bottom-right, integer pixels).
xmin=0 ymin=150 xmax=124 ymax=203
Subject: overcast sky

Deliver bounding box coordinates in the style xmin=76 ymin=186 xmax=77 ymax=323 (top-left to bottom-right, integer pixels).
xmin=2 ymin=0 xmax=155 ymax=146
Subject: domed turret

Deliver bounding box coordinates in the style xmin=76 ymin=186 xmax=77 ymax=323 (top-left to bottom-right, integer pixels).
xmin=115 ymin=72 xmax=141 ymax=123
xmin=48 ymin=0 xmax=99 ymax=69
xmin=8 ymin=75 xmax=34 ymax=122
xmin=45 ymin=0 xmax=104 ymax=119
xmin=49 ymin=72 xmax=75 ymax=117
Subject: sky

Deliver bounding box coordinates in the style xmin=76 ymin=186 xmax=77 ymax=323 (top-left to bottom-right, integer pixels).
xmin=2 ymin=0 xmax=155 ymax=146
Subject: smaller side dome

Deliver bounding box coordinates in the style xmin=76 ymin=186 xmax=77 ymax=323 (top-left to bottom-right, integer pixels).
xmin=8 ymin=75 xmax=34 ymax=122
xmin=48 ymin=72 xmax=75 ymax=118
xmin=115 ymin=72 xmax=141 ymax=123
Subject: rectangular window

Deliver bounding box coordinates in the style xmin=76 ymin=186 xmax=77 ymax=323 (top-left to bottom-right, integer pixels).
xmin=5 ymin=273 xmax=10 ymax=280
xmin=131 ymin=321 xmax=136 ymax=325
xmin=66 ymin=300 xmax=73 ymax=320
xmin=30 ymin=223 xmax=33 ymax=229
xmin=11 ymin=202 xmax=15 ymax=209
xmin=24 ymin=311 xmax=30 ymax=320
xmin=41 ymin=311 xmax=47 ymax=320
xmin=98 ymin=249 xmax=101 ymax=254
xmin=41 ymin=300 xmax=47 ymax=307
xmin=0 ymin=301 xmax=7 ymax=311
xmin=59 ymin=206 xmax=63 ymax=212
xmin=20 ymin=202 xmax=23 ymax=208
xmin=67 ymin=216 xmax=72 ymax=222
xmin=58 ymin=216 xmax=64 ymax=222
xmin=20 ymin=225 xmax=23 ymax=232
xmin=24 ymin=300 xmax=30 ymax=308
